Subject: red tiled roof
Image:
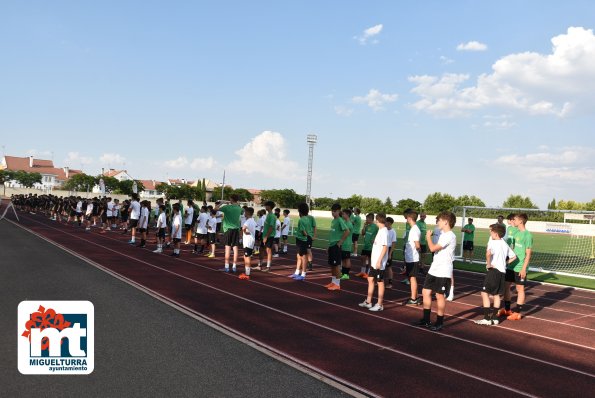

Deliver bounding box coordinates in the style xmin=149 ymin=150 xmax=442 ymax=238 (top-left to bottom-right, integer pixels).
xmin=140 ymin=180 xmax=166 ymax=191
xmin=248 ymin=189 xmax=262 ymax=194
xmin=3 ymin=156 xmax=83 ymax=181
xmin=103 ymin=169 xmax=127 ymax=178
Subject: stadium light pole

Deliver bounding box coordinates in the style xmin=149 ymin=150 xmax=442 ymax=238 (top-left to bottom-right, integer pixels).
xmin=306 ymin=134 xmax=317 ymax=207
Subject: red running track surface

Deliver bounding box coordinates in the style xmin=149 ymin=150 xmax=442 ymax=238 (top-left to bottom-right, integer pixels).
xmin=10 ymin=212 xmax=595 ymax=397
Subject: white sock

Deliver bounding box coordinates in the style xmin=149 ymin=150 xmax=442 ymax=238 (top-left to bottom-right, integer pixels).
xmin=225 ymin=263 xmax=229 ymax=270
xmin=450 ymin=286 xmax=454 ymax=295
xmin=336 ymin=279 xmax=341 ymax=286
xmin=245 ymin=267 xmax=251 ymax=276
xmin=131 ymin=237 xmax=135 ymax=242
xmin=301 ymin=271 xmax=306 ymax=277
xmin=266 ymin=261 xmax=271 ymax=268
xmin=294 ymin=269 xmax=300 ymax=275
xmin=232 ymin=263 xmax=237 ymax=271
xmin=360 ymin=266 xmax=365 ymax=273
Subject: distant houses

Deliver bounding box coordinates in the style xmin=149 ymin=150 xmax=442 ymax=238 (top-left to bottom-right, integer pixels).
xmin=1 ymin=155 xmax=82 ymax=190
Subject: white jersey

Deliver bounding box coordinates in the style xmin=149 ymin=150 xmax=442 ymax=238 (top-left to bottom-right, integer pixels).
xmin=185 ymin=206 xmax=194 ymax=225
xmin=258 ymin=215 xmax=266 ymax=232
xmin=428 ymin=230 xmax=457 ymax=278
xmin=139 ymin=207 xmax=149 ymax=229
xmin=432 ymin=226 xmax=441 ymax=245
xmin=195 ymin=212 xmax=209 ymax=234
xmin=76 ymin=200 xmax=83 ymax=213
xmin=243 ymin=218 xmax=257 ymax=249
xmin=387 ymin=228 xmax=396 ymax=249
xmin=216 ymin=211 xmax=223 ymax=224
xmin=281 ymin=217 xmax=291 ymax=235
xmin=106 ymin=201 xmax=115 ymax=217
xmin=113 ymin=204 xmax=120 ymax=218
xmin=85 ymin=203 xmax=93 ymax=216
xmin=207 ymin=216 xmax=217 ymax=233
xmin=171 ymin=214 xmax=182 ymax=239
xmin=405 ymin=224 xmax=421 ymax=263
xmin=274 ymin=219 xmax=281 ymax=238
xmin=487 ymin=239 xmax=516 ymax=273
xmin=371 ymin=227 xmax=389 ymax=270
xmin=129 ymin=200 xmax=141 ymax=220
xmin=156 ymin=213 xmax=167 ymax=229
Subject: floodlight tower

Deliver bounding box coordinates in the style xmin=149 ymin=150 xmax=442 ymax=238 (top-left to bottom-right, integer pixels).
xmin=306 ymin=134 xmax=317 ymax=207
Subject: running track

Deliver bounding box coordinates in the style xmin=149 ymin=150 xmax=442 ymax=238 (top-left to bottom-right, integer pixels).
xmin=9 ymin=212 xmax=595 ymax=397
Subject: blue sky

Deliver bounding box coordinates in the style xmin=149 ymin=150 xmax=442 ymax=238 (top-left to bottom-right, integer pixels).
xmin=1 ymin=1 xmax=595 ymax=207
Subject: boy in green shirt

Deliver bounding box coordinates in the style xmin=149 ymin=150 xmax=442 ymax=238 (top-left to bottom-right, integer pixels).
xmin=499 ymin=213 xmax=533 ymax=321
xmin=340 ymin=209 xmax=354 ymax=280
xmin=215 ymin=194 xmax=242 ymax=273
xmin=291 ymin=203 xmax=313 ymax=281
xmin=355 ymin=213 xmax=378 ymax=278
xmin=350 ymin=208 xmax=362 ymax=257
xmin=256 ymin=201 xmax=277 ymax=272
xmin=326 ymin=203 xmax=350 ymax=291
xmin=462 ymin=218 xmax=476 ymax=262
xmin=417 ymin=212 xmax=428 ymax=266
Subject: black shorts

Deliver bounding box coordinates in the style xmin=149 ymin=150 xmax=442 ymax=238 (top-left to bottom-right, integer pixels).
xmin=423 ymin=274 xmax=451 ymax=296
xmin=307 ymin=236 xmax=313 ymax=249
xmin=223 ymin=229 xmax=241 ymax=247
xmin=207 ymin=233 xmax=216 ymax=244
xmin=185 ymin=223 xmax=192 ymax=231
xmin=505 ymin=269 xmax=526 ymax=285
xmin=352 ymin=234 xmax=360 ymax=243
xmin=157 ymin=228 xmax=166 ymax=238
xmin=327 ymin=244 xmax=341 ymax=267
xmin=138 ymin=227 xmax=147 ymax=233
xmin=282 ymin=235 xmax=288 ymax=240
xmin=263 ymin=237 xmax=275 ymax=248
xmin=405 ymin=262 xmax=421 ymax=277
xmin=216 ymin=223 xmax=222 ymax=233
xmin=129 ymin=219 xmax=139 ymax=228
xmin=172 ymin=238 xmax=181 ymax=244
xmin=195 ymin=233 xmax=207 ymax=240
xmin=463 ymin=241 xmax=474 ymax=251
xmin=419 ymin=244 xmax=428 ymax=253
xmin=361 ymin=249 xmax=372 ymax=257
xmin=483 ymin=268 xmax=506 ymax=295
xmin=369 ymin=268 xmax=385 ymax=281
xmin=296 ymin=239 xmax=308 ymax=256
xmin=244 ymin=247 xmax=254 ymax=257
xmin=341 ymin=250 xmax=352 ymax=260
xmin=273 ymin=237 xmax=280 ymax=244
xmin=255 ymin=231 xmax=262 ymax=241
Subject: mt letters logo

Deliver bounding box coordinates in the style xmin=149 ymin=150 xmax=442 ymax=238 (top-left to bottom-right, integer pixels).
xmin=18 ymin=301 xmax=94 ymax=374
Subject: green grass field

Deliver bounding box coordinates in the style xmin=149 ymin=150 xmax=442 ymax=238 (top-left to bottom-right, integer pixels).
xmin=285 ymin=217 xmax=595 ymax=290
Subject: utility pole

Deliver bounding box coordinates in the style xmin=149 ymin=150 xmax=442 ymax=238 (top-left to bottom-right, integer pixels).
xmin=306 ymin=134 xmax=317 ymax=207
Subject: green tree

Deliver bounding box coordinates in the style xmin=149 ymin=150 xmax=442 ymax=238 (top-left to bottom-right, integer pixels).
xmin=14 ymin=171 xmax=42 ymax=188
xmin=117 ymin=179 xmax=145 ymax=196
xmin=394 ymin=198 xmax=422 ymax=214
xmin=62 ymin=173 xmax=97 ymax=192
xmin=424 ymin=192 xmax=457 ymax=214
xmin=0 ymin=169 xmax=15 ymax=196
xmin=557 ymin=200 xmax=585 ymax=210
xmin=547 ymin=198 xmax=557 ymax=210
xmin=96 ymin=175 xmax=120 ymax=193
xmin=456 ymin=195 xmax=486 ymax=207
xmin=585 ymin=199 xmax=595 ymax=211
xmin=336 ymin=194 xmax=362 ymax=210
xmin=211 ymin=186 xmax=234 ymax=202
xmin=312 ymin=197 xmax=335 ymax=210
xmin=360 ymin=197 xmax=385 ymax=213
xmin=502 ymin=194 xmax=537 ymax=209
xmin=231 ymin=188 xmax=254 ymax=202
xmin=260 ymin=189 xmax=306 ymax=208
xmin=383 ymin=197 xmax=396 ymax=213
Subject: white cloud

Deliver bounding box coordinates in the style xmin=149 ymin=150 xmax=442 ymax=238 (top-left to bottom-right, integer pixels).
xmin=494 ymin=146 xmax=595 ymax=183
xmin=456 ymin=41 xmax=488 ymax=51
xmin=334 ymin=105 xmax=354 ymax=117
xmin=228 ymin=131 xmax=301 ymax=179
xmin=99 ymin=153 xmax=126 ymax=166
xmin=352 ymin=89 xmax=398 ymax=111
xmin=354 ymin=24 xmax=383 ymax=45
xmin=163 ymin=156 xmax=216 ymax=171
xmin=440 ymin=55 xmax=454 ymax=65
xmin=410 ymin=27 xmax=595 ymax=117
xmin=64 ymin=152 xmax=93 ymax=166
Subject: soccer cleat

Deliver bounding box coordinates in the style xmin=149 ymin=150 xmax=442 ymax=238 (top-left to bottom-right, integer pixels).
xmin=153 ymin=248 xmax=162 ymax=253
xmin=340 ymin=274 xmax=350 ymax=280
xmin=220 ymin=268 xmax=230 ymax=273
xmin=497 ymin=309 xmax=512 ymax=317
xmin=406 ymin=298 xmax=421 ymax=305
xmin=507 ymin=312 xmax=522 ymax=321
xmin=401 ymin=278 xmax=410 ymax=285
xmin=369 ymin=304 xmax=383 ymax=312
xmin=430 ymin=323 xmax=443 ymax=332
xmin=253 ymin=249 xmax=260 ymax=255
xmin=239 ymin=273 xmax=250 ymax=280
xmin=359 ymin=300 xmax=372 ymax=309
xmin=360 ymin=273 xmax=368 ymax=279
xmin=491 ymin=319 xmax=500 ymax=325
xmin=386 ymin=283 xmax=393 ymax=289
xmin=474 ymin=319 xmax=492 ymax=326
xmin=207 ymin=253 xmax=215 ymax=258
xmin=307 ymin=263 xmax=313 ymax=271
xmin=289 ymin=273 xmax=298 ymax=278
xmin=327 ymin=284 xmax=341 ymax=291
xmin=272 ymin=254 xmax=279 ymax=258
xmin=262 ymin=267 xmax=270 ymax=272
xmin=324 ymin=283 xmax=333 ymax=288
xmin=253 ymin=266 xmax=262 ymax=271
xmin=355 ymin=272 xmax=365 ymax=278
xmin=128 ymin=240 xmax=135 ymax=244
xmin=294 ymin=275 xmax=305 ymax=281
xmin=231 ymin=268 xmax=237 ymax=273
xmin=412 ymin=319 xmax=432 ymax=328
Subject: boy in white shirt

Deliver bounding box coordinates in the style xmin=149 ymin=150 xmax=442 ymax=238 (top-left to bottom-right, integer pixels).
xmin=137 ymin=201 xmax=150 ymax=248
xmin=281 ymin=209 xmax=291 ymax=253
xmin=475 ymin=223 xmax=516 ymax=325
xmin=153 ymin=205 xmax=167 ymax=253
xmin=205 ymin=209 xmax=218 ymax=258
xmin=239 ymin=207 xmax=257 ymax=280
xmin=403 ymin=211 xmax=422 ymax=305
xmin=358 ymin=213 xmax=389 ymax=311
xmin=414 ymin=211 xmax=457 ymax=331
xmin=273 ymin=214 xmax=281 ymax=257
xmin=170 ymin=204 xmax=182 ymax=257
xmin=184 ymin=200 xmax=194 ymax=245
xmin=128 ymin=195 xmax=141 ymax=244
xmin=193 ymin=206 xmax=209 ymax=254
xmin=84 ymin=199 xmax=93 ymax=231
xmin=384 ymin=217 xmax=397 ymax=288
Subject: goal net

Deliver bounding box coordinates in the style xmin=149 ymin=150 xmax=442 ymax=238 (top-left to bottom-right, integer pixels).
xmin=453 ymin=206 xmax=595 ymax=279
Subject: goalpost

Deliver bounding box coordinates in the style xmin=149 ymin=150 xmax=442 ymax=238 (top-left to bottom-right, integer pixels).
xmin=454 ymin=206 xmax=595 ymax=280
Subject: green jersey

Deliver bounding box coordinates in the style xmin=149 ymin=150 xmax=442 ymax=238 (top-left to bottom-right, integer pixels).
xmin=403 ymin=222 xmax=411 ymax=241
xmin=296 ymin=216 xmax=313 ymax=241
xmin=506 ymin=226 xmax=518 ymax=247
xmin=351 ymin=214 xmax=362 ymax=235
xmin=509 ymin=229 xmax=533 ymax=272
xmin=263 ymin=212 xmax=277 ymax=238
xmin=463 ymin=224 xmax=475 ymax=242
xmin=416 ymin=220 xmax=427 ymax=245
xmin=329 ymin=217 xmax=348 ymax=246
xmin=363 ymin=223 xmax=379 ymax=251
xmin=220 ymin=204 xmax=242 ymax=232
xmin=341 ymin=220 xmax=354 ymax=251
xmin=308 ymin=215 xmax=316 ymax=237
